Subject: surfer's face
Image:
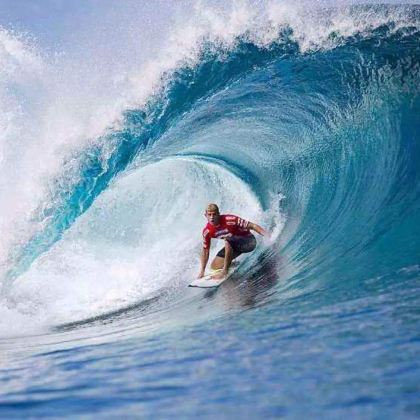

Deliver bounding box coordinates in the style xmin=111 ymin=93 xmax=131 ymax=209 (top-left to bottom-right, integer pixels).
xmin=205 ymin=210 xmax=220 ymax=225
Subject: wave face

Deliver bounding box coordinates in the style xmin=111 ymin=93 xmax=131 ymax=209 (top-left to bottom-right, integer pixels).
xmin=0 ymin=3 xmax=419 ymax=418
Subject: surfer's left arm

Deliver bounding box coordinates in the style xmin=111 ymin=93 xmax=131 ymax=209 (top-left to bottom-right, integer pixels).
xmin=248 ymin=222 xmax=269 ymax=237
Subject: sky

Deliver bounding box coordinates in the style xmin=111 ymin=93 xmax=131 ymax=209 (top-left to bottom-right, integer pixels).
xmin=0 ymin=0 xmax=185 ymax=59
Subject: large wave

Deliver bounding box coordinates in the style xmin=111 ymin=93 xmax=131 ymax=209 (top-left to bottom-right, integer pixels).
xmin=0 ymin=3 xmax=419 ymax=338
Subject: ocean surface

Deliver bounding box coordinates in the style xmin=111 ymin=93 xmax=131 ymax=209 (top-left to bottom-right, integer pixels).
xmin=0 ymin=2 xmax=419 ymax=418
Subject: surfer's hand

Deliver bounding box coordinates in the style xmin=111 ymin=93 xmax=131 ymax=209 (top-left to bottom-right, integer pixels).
xmin=197 ymin=271 xmax=205 ymax=279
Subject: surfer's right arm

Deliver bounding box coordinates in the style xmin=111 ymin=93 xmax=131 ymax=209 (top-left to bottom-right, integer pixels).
xmin=198 ymin=247 xmax=210 ymax=278
xmin=198 ymin=230 xmax=211 ymax=278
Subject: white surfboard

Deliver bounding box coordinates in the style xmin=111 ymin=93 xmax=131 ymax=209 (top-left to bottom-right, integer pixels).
xmin=188 ymin=268 xmax=234 ymax=288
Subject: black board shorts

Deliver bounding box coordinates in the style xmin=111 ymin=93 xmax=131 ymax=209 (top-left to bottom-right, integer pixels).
xmin=216 ymin=234 xmax=257 ymax=259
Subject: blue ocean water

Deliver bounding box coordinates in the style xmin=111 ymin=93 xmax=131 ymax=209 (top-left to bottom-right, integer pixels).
xmin=0 ymin=3 xmax=419 ymax=418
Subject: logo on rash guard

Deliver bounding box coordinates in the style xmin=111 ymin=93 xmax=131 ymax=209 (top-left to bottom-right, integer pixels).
xmin=237 ymin=218 xmax=248 ymax=228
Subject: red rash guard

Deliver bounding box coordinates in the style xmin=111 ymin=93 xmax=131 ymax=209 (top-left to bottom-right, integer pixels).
xmin=202 ymin=214 xmax=251 ymax=249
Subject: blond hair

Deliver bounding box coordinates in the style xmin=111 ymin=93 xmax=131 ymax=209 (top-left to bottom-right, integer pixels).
xmin=205 ymin=203 xmax=220 ymax=214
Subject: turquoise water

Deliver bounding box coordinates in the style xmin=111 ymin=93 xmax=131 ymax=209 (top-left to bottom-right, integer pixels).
xmin=0 ymin=3 xmax=419 ymax=418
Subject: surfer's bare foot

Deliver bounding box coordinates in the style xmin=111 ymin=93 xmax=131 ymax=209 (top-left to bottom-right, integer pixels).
xmin=212 ymin=271 xmax=227 ymax=280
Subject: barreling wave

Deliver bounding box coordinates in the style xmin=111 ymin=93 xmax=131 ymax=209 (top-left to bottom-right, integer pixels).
xmin=0 ymin=4 xmax=419 ymax=335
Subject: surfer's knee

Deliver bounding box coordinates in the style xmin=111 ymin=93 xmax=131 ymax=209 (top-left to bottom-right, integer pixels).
xmin=250 ymin=240 xmax=257 ymax=252
xmin=246 ymin=235 xmax=257 ymax=252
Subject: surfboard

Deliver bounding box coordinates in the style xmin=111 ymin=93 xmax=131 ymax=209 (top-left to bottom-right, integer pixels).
xmin=188 ymin=268 xmax=233 ymax=288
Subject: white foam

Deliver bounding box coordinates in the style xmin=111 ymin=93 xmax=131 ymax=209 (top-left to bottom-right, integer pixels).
xmin=0 ymin=29 xmax=45 ymax=275
xmin=0 ymin=158 xmax=268 ymax=335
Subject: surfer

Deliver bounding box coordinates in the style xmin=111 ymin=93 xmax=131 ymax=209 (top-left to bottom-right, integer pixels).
xmin=198 ymin=203 xmax=269 ymax=280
